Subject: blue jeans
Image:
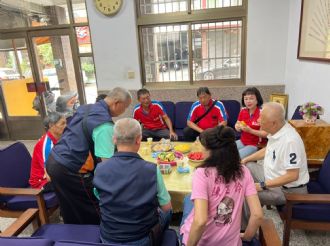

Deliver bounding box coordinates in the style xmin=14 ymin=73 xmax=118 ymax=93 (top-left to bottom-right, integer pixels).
xmin=179 ymin=194 xmax=194 ymax=244
xmin=236 ymin=140 xmax=258 ymax=159
xmin=102 ymin=209 xmax=172 ymax=246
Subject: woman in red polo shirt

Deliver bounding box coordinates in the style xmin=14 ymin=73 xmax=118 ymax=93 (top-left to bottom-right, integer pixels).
xmin=235 ymin=87 xmax=267 ymax=159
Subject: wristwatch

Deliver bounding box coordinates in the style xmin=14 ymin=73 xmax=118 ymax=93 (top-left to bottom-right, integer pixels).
xmin=259 ymin=181 xmax=267 ymax=190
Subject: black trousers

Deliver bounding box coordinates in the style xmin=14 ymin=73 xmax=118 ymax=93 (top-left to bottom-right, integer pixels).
xmin=183 ymin=127 xmax=200 ymax=142
xmin=46 ymin=154 xmax=100 ymax=225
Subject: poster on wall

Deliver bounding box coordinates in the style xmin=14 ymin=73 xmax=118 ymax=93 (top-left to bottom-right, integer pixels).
xmin=297 ymin=0 xmax=330 ymax=62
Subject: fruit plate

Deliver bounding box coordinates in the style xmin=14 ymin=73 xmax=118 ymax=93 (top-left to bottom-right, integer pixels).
xmin=187 ymin=152 xmax=205 ymax=166
xmin=157 ymin=151 xmax=184 ymax=166
xmin=173 ymin=144 xmax=191 ymax=154
xmin=151 ymin=142 xmax=173 ymax=152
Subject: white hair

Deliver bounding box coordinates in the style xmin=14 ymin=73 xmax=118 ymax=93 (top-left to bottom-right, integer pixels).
xmin=107 ymin=87 xmax=132 ymax=103
xmin=113 ymin=118 xmax=141 ymax=145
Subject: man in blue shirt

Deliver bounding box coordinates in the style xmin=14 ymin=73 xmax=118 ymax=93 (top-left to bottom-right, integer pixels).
xmin=94 ymin=118 xmax=172 ymax=245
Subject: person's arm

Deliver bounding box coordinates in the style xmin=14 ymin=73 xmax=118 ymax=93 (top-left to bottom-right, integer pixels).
xmin=156 ymin=167 xmax=172 ymax=212
xmin=241 ymin=147 xmax=266 ymax=164
xmin=255 ymin=169 xmax=300 ymax=191
xmin=187 ymin=120 xmax=204 ymax=133
xmin=162 ymin=115 xmax=178 ymax=140
xmin=218 ymin=120 xmax=227 ymax=126
xmin=241 ymin=194 xmax=263 ymax=241
xmin=241 ymin=126 xmax=268 ymax=138
xmin=186 ymin=199 xmax=208 ymax=246
xmin=235 ymin=122 xmax=242 ymax=132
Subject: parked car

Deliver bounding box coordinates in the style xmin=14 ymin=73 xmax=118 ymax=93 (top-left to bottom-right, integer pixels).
xmin=0 ymin=68 xmax=20 ymax=80
xmin=195 ymin=58 xmax=240 ymax=80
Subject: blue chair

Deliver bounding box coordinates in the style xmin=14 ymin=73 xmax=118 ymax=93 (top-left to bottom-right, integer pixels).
xmin=279 ymin=151 xmax=330 ymax=246
xmin=174 ymin=101 xmax=193 ymax=140
xmin=291 ymin=106 xmax=302 ymax=120
xmin=220 ymin=100 xmax=241 ymax=129
xmin=0 ymin=142 xmax=58 ymax=225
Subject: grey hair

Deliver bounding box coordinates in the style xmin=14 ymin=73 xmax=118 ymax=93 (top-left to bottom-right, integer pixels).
xmin=107 ymin=87 xmax=132 ymax=102
xmin=113 ymin=118 xmax=142 ymax=145
xmin=263 ymin=102 xmax=286 ymax=124
xmin=43 ymin=112 xmax=63 ymax=131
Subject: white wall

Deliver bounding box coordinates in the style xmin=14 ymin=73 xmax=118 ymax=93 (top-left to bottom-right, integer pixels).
xmin=285 ymin=0 xmax=330 ymax=121
xmin=86 ymin=0 xmax=142 ymax=90
xmin=246 ymin=0 xmax=290 ymax=85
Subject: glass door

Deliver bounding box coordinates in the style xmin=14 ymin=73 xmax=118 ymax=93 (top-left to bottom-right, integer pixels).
xmin=28 ymin=28 xmax=84 ymax=114
xmin=0 ymin=34 xmax=44 ymax=139
xmin=0 ymin=28 xmax=86 ymax=140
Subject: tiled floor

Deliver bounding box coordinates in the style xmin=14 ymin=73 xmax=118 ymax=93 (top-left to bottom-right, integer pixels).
xmin=1 ymin=140 xmax=329 ymax=245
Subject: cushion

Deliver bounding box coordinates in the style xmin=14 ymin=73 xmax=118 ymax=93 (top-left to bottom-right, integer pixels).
xmin=6 ymin=192 xmax=58 ymax=210
xmin=175 ymin=102 xmax=193 ymax=129
xmin=291 ymin=106 xmax=302 ymax=120
xmin=160 ymin=101 xmax=175 ymax=126
xmin=175 ymin=129 xmax=184 ymax=141
xmin=220 ymin=100 xmax=241 ymax=128
xmin=161 ymin=229 xmax=178 ymax=246
xmin=0 ymin=237 xmax=53 ymax=246
xmin=307 ymin=181 xmax=327 ymax=194
xmin=32 ymin=224 xmax=100 ymax=243
xmin=318 ymin=152 xmax=330 ymax=193
xmin=291 ymin=203 xmax=330 ymax=222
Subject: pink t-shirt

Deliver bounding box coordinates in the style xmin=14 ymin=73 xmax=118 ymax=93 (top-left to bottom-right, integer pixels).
xmin=180 ymin=166 xmax=256 ymax=246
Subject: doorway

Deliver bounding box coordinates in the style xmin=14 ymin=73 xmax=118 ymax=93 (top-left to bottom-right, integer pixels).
xmin=0 ymin=28 xmax=92 ymax=140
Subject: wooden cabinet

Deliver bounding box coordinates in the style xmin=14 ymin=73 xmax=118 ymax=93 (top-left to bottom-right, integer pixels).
xmin=289 ymin=120 xmax=330 ymax=163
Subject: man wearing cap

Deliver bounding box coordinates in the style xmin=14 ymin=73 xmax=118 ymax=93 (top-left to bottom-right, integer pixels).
xmin=46 ymin=87 xmax=132 ymax=225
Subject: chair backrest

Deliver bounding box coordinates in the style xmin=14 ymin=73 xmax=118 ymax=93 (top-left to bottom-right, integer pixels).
xmin=54 ymin=241 xmax=120 ymax=246
xmin=160 ymin=101 xmax=175 ymax=126
xmin=175 ymin=101 xmax=193 ymax=129
xmin=291 ymin=106 xmax=302 ymax=120
xmin=220 ymin=100 xmax=241 ymax=128
xmin=318 ymin=151 xmax=330 ymax=193
xmin=0 ymin=142 xmax=32 ymax=188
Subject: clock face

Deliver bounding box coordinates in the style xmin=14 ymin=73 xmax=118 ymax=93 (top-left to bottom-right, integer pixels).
xmin=94 ymin=0 xmax=123 ymax=16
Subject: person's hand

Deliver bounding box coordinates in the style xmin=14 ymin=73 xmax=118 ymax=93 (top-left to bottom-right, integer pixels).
xmin=240 ymin=232 xmax=252 ymax=242
xmin=255 ymin=183 xmax=262 ymax=192
xmin=241 ymin=157 xmax=249 ymax=164
xmin=235 ymin=123 xmax=242 ymax=132
xmin=170 ymin=131 xmax=178 ymax=141
xmin=241 ymin=125 xmax=251 ymax=133
xmin=44 ymin=172 xmax=51 ymax=182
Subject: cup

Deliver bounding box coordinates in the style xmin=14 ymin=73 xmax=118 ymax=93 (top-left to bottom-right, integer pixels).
xmin=141 ymin=146 xmax=149 ymax=155
xmin=147 ymin=137 xmax=153 ymax=145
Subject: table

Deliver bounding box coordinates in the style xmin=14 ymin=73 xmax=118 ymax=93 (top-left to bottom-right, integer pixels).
xmin=289 ymin=120 xmax=330 ymax=167
xmin=138 ymin=142 xmax=197 ymax=213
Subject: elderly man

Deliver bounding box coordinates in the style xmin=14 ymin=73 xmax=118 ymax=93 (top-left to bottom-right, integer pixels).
xmin=133 ymin=88 xmax=178 ymax=140
xmin=184 ymin=87 xmax=228 ymax=141
xmin=93 ymin=118 xmax=172 ymax=245
xmin=46 ymin=87 xmax=132 ymax=225
xmin=242 ymin=102 xmax=309 ymax=209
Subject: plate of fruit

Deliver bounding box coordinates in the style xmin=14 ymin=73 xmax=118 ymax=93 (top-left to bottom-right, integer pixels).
xmin=151 ymin=142 xmax=173 ymax=152
xmin=157 ymin=151 xmax=184 ymax=166
xmin=187 ymin=152 xmax=205 ymax=164
xmin=174 ymin=143 xmax=191 ymax=154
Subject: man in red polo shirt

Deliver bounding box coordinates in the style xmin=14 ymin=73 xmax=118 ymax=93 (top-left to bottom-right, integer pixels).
xmin=133 ymin=89 xmax=177 ymax=140
xmin=184 ymin=87 xmax=228 ymax=141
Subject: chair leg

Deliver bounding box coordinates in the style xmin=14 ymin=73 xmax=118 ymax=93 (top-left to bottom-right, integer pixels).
xmin=36 ymin=194 xmax=48 ymax=225
xmin=283 ymin=220 xmax=291 ymax=246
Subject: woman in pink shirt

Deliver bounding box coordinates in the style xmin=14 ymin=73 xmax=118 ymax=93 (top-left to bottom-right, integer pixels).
xmin=180 ymin=126 xmax=263 ymax=246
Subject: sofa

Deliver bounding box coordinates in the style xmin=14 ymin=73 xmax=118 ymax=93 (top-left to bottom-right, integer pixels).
xmin=160 ymin=100 xmax=241 ymax=140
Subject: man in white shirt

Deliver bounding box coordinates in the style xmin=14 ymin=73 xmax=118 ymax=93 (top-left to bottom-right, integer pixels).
xmin=241 ymin=102 xmax=309 ymax=206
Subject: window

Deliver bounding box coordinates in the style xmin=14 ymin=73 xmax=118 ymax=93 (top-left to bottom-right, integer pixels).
xmin=137 ymin=0 xmax=247 ymax=85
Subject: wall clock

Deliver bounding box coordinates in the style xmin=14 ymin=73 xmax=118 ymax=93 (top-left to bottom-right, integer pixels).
xmin=94 ymin=0 xmax=123 ymax=16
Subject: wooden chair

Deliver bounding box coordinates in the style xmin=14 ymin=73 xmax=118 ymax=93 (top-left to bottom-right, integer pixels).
xmin=0 ymin=142 xmax=58 ymax=225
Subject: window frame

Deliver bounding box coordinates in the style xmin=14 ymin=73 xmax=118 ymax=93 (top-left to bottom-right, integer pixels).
xmin=136 ymin=0 xmax=248 ymax=86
